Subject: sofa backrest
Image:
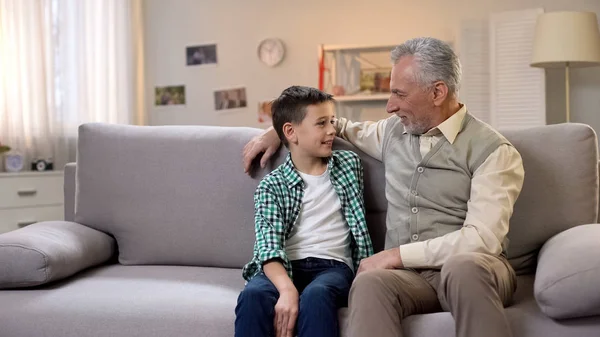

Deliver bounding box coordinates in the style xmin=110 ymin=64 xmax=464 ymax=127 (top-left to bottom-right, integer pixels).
xmin=332 ymin=123 xmax=599 ymax=274
xmin=75 ymin=123 xmax=267 ymax=268
xmin=73 ymin=122 xmax=598 ymax=274
xmin=72 ymin=123 xmax=388 ymax=270
xmin=500 ymin=123 xmax=598 ymax=273
xmin=348 ymin=122 xmax=598 ymax=274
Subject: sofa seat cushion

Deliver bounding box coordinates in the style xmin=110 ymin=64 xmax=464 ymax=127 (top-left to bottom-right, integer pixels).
xmin=535 ymin=224 xmax=600 ymax=319
xmin=1 ymin=267 xmax=600 ymax=337
xmin=0 ymin=265 xmax=246 ymax=337
xmin=338 ymin=275 xmax=600 ymax=337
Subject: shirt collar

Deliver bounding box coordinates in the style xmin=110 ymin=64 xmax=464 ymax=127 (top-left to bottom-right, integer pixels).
xmin=403 ymin=104 xmax=467 ymax=145
xmin=281 ymin=152 xmax=335 ymax=188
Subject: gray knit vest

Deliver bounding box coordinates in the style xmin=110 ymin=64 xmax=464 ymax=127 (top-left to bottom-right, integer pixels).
xmin=381 ymin=112 xmax=511 ymax=252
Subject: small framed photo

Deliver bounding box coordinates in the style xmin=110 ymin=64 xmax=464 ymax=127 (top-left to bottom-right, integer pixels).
xmin=258 ymin=100 xmax=273 ymax=124
xmin=214 ymin=87 xmax=247 ymax=111
xmin=186 ymin=44 xmax=217 ymax=66
xmin=360 ymin=68 xmax=391 ymax=93
xmin=155 ymin=85 xmax=185 ymax=106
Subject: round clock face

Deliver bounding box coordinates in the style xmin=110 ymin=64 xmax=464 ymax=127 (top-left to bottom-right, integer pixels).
xmin=5 ymin=153 xmax=24 ymax=172
xmin=258 ymin=38 xmax=285 ymax=67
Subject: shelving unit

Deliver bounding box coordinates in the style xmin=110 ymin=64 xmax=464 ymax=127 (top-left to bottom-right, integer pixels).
xmin=334 ymin=93 xmax=390 ymax=102
xmin=319 ymin=44 xmax=395 ymax=121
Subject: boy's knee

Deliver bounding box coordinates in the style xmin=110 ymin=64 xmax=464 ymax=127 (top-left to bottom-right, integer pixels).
xmin=240 ymin=286 xmax=270 ymax=299
xmin=238 ymin=286 xmax=277 ymax=308
xmin=304 ymin=283 xmax=333 ymax=298
xmin=301 ymin=284 xmax=337 ymax=306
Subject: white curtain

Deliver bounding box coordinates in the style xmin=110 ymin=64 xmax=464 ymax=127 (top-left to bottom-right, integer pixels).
xmin=0 ymin=0 xmax=144 ymax=169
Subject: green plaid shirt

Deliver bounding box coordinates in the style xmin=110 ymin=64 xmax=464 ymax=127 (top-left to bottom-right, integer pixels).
xmin=242 ymin=150 xmax=374 ymax=281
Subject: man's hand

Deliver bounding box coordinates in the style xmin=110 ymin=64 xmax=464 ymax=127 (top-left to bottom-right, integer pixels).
xmin=357 ymin=247 xmax=403 ymax=274
xmin=243 ymin=127 xmax=281 ymax=174
xmin=274 ymin=288 xmax=299 ymax=337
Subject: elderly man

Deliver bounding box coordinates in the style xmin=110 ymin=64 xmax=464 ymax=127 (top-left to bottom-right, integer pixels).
xmin=242 ymin=37 xmax=524 ymax=337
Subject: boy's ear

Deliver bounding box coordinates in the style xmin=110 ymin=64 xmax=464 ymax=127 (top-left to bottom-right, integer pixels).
xmin=282 ymin=122 xmax=297 ymax=145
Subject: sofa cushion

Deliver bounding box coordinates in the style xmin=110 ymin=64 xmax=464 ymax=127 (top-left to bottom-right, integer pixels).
xmin=0 ymin=221 xmax=116 ymax=289
xmin=332 ymin=138 xmax=387 ymax=252
xmin=76 ymin=123 xmax=268 ymax=268
xmin=2 ymin=269 xmax=600 ymax=337
xmin=75 ymin=124 xmax=389 ymax=268
xmin=0 ymin=265 xmax=246 ymax=337
xmin=500 ymin=123 xmax=599 ymax=274
xmin=534 ymin=224 xmax=600 ymax=319
xmin=74 ymin=122 xmax=598 ymax=274
xmin=390 ymin=275 xmax=600 ymax=337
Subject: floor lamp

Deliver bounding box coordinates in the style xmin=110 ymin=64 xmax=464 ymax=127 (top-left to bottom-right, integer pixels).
xmin=531 ymin=11 xmax=600 ymax=122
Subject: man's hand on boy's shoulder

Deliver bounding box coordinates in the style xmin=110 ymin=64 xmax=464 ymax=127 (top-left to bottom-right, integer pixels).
xmin=274 ymin=287 xmax=299 ymax=337
xmin=243 ymin=127 xmax=281 ymax=174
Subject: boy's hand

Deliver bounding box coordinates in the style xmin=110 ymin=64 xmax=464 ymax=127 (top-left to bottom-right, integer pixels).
xmin=243 ymin=127 xmax=280 ymax=174
xmin=274 ymin=287 xmax=299 ymax=337
xmin=262 ymin=261 xmax=297 ymax=337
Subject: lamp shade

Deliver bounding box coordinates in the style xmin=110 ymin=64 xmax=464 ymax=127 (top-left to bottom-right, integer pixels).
xmin=531 ymin=11 xmax=600 ymax=68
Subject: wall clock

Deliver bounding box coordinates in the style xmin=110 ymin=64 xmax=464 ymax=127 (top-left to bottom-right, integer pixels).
xmin=258 ymin=38 xmax=285 ymax=67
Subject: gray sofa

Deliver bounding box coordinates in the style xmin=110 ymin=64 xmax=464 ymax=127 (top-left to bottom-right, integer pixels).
xmin=1 ymin=122 xmax=600 ymax=337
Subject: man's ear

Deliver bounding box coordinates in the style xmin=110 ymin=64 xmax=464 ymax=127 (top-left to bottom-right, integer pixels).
xmin=282 ymin=122 xmax=297 ymax=145
xmin=431 ymin=81 xmax=448 ymax=107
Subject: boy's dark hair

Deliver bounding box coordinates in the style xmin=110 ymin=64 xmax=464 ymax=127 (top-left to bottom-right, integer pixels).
xmin=271 ymin=86 xmax=334 ymax=147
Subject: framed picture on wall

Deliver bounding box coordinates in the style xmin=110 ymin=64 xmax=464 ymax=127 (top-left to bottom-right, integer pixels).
xmin=186 ymin=44 xmax=217 ymax=66
xmin=214 ymin=87 xmax=247 ymax=111
xmin=155 ymin=85 xmax=186 ymax=105
xmin=258 ymin=100 xmax=273 ymax=124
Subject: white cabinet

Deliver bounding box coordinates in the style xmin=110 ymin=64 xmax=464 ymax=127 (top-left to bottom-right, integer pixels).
xmin=0 ymin=171 xmax=64 ymax=234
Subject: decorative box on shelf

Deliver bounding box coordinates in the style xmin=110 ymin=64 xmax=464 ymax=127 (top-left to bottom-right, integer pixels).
xmin=0 ymin=170 xmax=64 ymax=234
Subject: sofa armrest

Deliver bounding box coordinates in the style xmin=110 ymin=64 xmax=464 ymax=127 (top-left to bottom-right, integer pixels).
xmin=534 ymin=223 xmax=600 ymax=319
xmin=64 ymin=163 xmax=76 ymax=222
xmin=0 ymin=221 xmax=116 ymax=289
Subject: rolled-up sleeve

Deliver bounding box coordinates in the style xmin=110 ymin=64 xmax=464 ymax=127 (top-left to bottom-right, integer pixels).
xmin=335 ymin=117 xmax=389 ymax=161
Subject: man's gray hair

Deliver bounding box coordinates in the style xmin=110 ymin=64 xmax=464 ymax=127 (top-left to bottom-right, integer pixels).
xmin=391 ymin=37 xmax=462 ymax=97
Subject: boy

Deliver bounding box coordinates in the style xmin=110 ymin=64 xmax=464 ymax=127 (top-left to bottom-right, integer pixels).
xmin=235 ymin=86 xmax=374 ymax=337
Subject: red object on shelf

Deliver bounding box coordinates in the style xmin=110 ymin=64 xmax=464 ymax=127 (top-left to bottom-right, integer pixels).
xmin=318 ymin=45 xmax=325 ymax=91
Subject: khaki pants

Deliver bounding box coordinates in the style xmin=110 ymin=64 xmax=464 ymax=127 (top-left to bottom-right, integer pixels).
xmin=347 ymin=252 xmax=517 ymax=337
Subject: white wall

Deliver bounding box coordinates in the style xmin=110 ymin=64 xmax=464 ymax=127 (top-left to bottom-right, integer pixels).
xmin=144 ymin=0 xmax=600 ymax=133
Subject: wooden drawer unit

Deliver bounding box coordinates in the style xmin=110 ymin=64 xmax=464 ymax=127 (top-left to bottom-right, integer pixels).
xmin=0 ymin=172 xmax=63 ymax=208
xmin=0 ymin=205 xmax=64 ymax=233
xmin=0 ymin=171 xmax=64 ymax=234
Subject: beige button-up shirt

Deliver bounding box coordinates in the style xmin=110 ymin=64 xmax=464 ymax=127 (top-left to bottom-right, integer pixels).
xmin=335 ymin=106 xmax=524 ymax=268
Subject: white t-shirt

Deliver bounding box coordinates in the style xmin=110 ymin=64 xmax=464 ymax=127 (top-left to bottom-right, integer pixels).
xmin=285 ymin=168 xmax=353 ymax=270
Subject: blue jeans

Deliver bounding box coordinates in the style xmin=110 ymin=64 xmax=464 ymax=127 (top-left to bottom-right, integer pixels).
xmin=235 ymin=257 xmax=354 ymax=337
